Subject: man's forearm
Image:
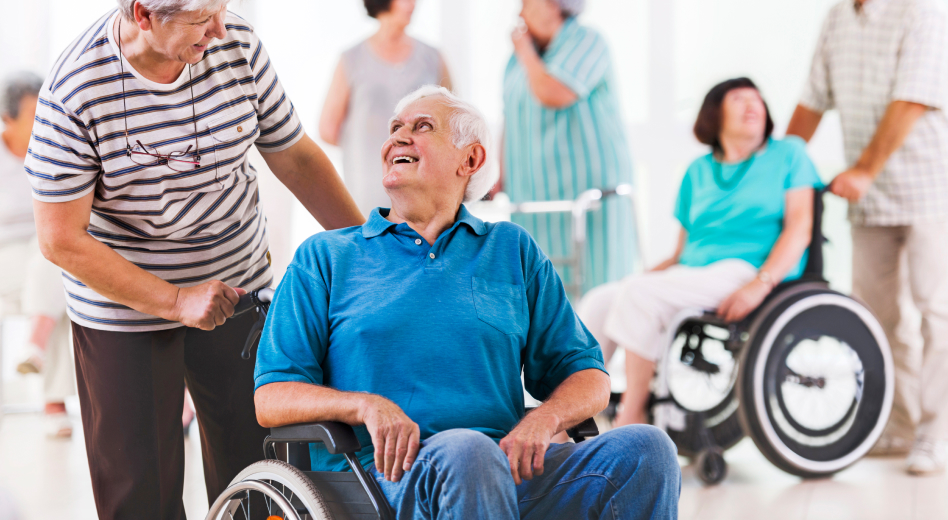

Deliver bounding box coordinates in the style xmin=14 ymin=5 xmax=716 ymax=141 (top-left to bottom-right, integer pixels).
xmin=254 ymin=381 xmax=371 ymax=428
xmin=785 ymin=104 xmax=824 ymax=143
xmin=530 ymin=369 xmax=610 ymax=433
xmin=264 ymin=135 xmax=366 ymax=230
xmin=854 ymin=100 xmax=928 ymax=175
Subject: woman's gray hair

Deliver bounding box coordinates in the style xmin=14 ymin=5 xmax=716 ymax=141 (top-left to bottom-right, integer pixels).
xmin=554 ymin=0 xmax=585 ymax=17
xmin=394 ymin=85 xmax=498 ymax=203
xmin=1 ymin=71 xmax=43 ymax=120
xmin=117 ymin=0 xmax=229 ymax=22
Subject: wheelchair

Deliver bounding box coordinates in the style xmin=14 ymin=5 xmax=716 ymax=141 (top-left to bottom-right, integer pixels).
xmin=205 ymin=289 xmax=603 ymax=520
xmin=644 ymin=188 xmax=894 ymax=484
xmin=480 ymin=184 xmax=892 ymax=484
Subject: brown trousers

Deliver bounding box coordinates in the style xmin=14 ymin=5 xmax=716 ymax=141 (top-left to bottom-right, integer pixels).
xmin=72 ymin=311 xmax=268 ymax=520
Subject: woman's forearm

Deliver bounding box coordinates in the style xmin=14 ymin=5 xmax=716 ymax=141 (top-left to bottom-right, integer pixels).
xmin=263 ymin=135 xmax=366 ymax=229
xmin=35 ymin=197 xmax=180 ymax=319
xmin=516 ymin=48 xmax=578 ymax=109
xmin=759 ymin=227 xmax=812 ymax=282
xmin=759 ymin=189 xmax=815 ymax=282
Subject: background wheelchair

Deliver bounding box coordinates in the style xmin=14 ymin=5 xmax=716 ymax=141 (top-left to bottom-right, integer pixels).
xmin=481 ymin=185 xmax=893 ymax=485
xmin=206 ymin=289 xmax=602 ymax=520
xmin=647 ymin=188 xmax=894 ymax=484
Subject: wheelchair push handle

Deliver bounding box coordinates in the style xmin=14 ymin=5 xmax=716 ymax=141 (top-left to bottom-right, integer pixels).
xmin=233 ymin=287 xmax=275 ymax=360
xmin=234 ymin=287 xmax=274 ymax=316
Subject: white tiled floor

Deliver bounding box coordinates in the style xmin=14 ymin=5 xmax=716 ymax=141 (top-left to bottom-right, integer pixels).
xmin=2 ymin=406 xmax=948 ymax=520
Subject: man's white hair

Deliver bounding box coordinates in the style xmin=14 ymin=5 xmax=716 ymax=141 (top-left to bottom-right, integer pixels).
xmin=117 ymin=0 xmax=229 ymax=22
xmin=393 ymin=85 xmax=498 ymax=203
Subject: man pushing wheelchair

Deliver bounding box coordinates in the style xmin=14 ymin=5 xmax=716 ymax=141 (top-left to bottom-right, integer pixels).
xmin=252 ymin=85 xmax=681 ymax=520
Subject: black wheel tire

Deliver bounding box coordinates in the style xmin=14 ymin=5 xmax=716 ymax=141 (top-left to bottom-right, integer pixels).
xmin=695 ymin=448 xmax=728 ymax=486
xmin=737 ymin=284 xmax=893 ymax=479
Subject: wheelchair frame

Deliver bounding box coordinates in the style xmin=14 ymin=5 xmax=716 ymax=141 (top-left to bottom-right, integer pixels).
xmin=212 ymin=290 xmax=603 ymax=520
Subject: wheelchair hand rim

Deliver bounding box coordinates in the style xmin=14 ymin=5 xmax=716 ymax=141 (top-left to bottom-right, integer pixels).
xmin=206 ymin=479 xmax=303 ymax=520
xmin=750 ymin=293 xmax=893 ymax=474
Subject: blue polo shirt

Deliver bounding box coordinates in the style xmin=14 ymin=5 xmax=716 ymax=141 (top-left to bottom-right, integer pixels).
xmin=254 ymin=206 xmax=606 ymax=472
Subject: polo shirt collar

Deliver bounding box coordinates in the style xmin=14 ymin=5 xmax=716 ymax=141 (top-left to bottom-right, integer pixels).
xmin=361 ymin=205 xmax=488 ymax=239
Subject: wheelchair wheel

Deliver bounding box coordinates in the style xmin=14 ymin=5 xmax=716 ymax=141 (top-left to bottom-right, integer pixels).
xmin=738 ymin=284 xmax=893 ymax=478
xmin=205 ymin=459 xmax=333 ymax=520
xmin=695 ymin=447 xmax=728 ymax=486
xmin=656 ymin=311 xmax=744 ymax=457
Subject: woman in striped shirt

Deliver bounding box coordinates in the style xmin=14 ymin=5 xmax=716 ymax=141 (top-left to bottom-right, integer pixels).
xmin=25 ymin=0 xmax=364 ymax=517
xmin=502 ymin=0 xmax=635 ymax=296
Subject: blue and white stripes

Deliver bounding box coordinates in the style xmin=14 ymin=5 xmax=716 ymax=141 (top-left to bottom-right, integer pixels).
xmin=25 ymin=11 xmax=303 ymax=331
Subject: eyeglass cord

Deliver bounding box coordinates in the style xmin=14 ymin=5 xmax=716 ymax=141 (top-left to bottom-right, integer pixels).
xmin=117 ymin=17 xmax=201 ymax=166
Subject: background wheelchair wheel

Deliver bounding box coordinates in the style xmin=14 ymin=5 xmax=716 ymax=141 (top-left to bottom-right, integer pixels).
xmin=205 ymin=459 xmax=333 ymax=520
xmin=738 ymin=287 xmax=893 ymax=478
xmin=695 ymin=447 xmax=728 ymax=486
xmin=661 ymin=316 xmax=744 ymax=457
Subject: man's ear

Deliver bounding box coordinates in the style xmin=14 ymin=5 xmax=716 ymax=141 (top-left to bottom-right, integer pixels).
xmin=134 ymin=1 xmax=155 ymax=31
xmin=458 ymin=143 xmax=487 ymax=179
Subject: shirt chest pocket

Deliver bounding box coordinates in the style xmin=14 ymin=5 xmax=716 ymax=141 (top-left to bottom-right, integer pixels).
xmin=472 ymin=277 xmax=525 ymax=335
xmin=205 ymin=106 xmax=258 ymax=186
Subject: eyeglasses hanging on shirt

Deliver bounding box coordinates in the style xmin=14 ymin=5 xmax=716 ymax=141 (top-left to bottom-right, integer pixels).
xmin=117 ymin=18 xmax=202 ymax=172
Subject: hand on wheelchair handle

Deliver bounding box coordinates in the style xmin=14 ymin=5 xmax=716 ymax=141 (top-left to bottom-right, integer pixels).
xmin=170 ymin=281 xmax=246 ymax=330
xmin=360 ymin=395 xmax=421 ymax=483
xmin=499 ymin=410 xmax=558 ymax=485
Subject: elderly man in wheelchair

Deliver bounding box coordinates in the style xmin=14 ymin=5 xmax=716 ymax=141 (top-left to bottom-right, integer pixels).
xmin=222 ymin=86 xmax=680 ymax=520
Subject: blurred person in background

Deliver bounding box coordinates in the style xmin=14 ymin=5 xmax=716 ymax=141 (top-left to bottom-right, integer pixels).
xmin=579 ymin=78 xmax=820 ymax=426
xmin=0 ymin=72 xmax=75 ymax=439
xmin=786 ymin=0 xmax=948 ymax=475
xmin=319 ymin=0 xmax=452 ymax=215
xmin=26 ymin=0 xmax=364 ymax=518
xmin=501 ymin=0 xmax=634 ymax=296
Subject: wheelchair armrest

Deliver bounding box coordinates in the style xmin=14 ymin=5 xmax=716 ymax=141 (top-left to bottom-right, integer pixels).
xmin=567 ymin=417 xmax=600 ymax=443
xmin=269 ymin=421 xmax=362 ymax=455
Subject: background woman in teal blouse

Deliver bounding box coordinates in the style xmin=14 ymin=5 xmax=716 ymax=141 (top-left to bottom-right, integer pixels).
xmin=502 ymin=0 xmax=634 ymax=294
xmin=578 ymin=78 xmax=823 ymax=426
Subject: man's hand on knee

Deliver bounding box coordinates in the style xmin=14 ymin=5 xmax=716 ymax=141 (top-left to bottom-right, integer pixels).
xmin=360 ymin=395 xmax=421 ymax=483
xmin=499 ymin=411 xmax=559 ymax=485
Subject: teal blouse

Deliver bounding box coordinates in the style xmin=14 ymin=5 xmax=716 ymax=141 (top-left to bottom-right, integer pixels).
xmin=675 ymin=136 xmax=823 ymax=280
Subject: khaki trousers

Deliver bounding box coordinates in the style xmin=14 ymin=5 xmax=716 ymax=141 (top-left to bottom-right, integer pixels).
xmin=852 ymin=223 xmax=948 ymax=441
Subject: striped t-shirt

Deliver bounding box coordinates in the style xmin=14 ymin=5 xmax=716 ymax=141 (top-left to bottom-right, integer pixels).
xmin=25 ymin=10 xmax=303 ymax=332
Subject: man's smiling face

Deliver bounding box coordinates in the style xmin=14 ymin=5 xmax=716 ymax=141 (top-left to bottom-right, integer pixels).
xmin=381 ymin=96 xmax=466 ymax=199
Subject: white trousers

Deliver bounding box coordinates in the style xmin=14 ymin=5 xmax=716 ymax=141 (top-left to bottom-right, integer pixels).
xmin=577 ymin=259 xmax=758 ymax=363
xmin=852 ymin=223 xmax=948 ymax=441
xmin=0 ymin=237 xmax=75 ymax=401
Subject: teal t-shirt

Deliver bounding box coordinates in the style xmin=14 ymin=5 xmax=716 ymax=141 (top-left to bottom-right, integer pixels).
xmin=674 ymin=136 xmax=822 ymax=280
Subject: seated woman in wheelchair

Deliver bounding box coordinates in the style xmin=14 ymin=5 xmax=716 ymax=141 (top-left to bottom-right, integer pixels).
xmin=578 ymin=77 xmax=823 ymax=427
xmin=252 ymin=85 xmax=680 ymax=520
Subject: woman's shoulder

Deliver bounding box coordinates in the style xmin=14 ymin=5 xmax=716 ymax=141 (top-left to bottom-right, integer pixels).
xmin=763 ymin=136 xmax=811 ymax=162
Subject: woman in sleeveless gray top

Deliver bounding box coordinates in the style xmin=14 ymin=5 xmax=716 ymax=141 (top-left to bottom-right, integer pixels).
xmin=320 ymin=0 xmax=451 ymax=215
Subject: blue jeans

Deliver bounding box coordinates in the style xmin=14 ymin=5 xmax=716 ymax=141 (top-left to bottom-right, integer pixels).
xmin=370 ymin=425 xmax=681 ymax=519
